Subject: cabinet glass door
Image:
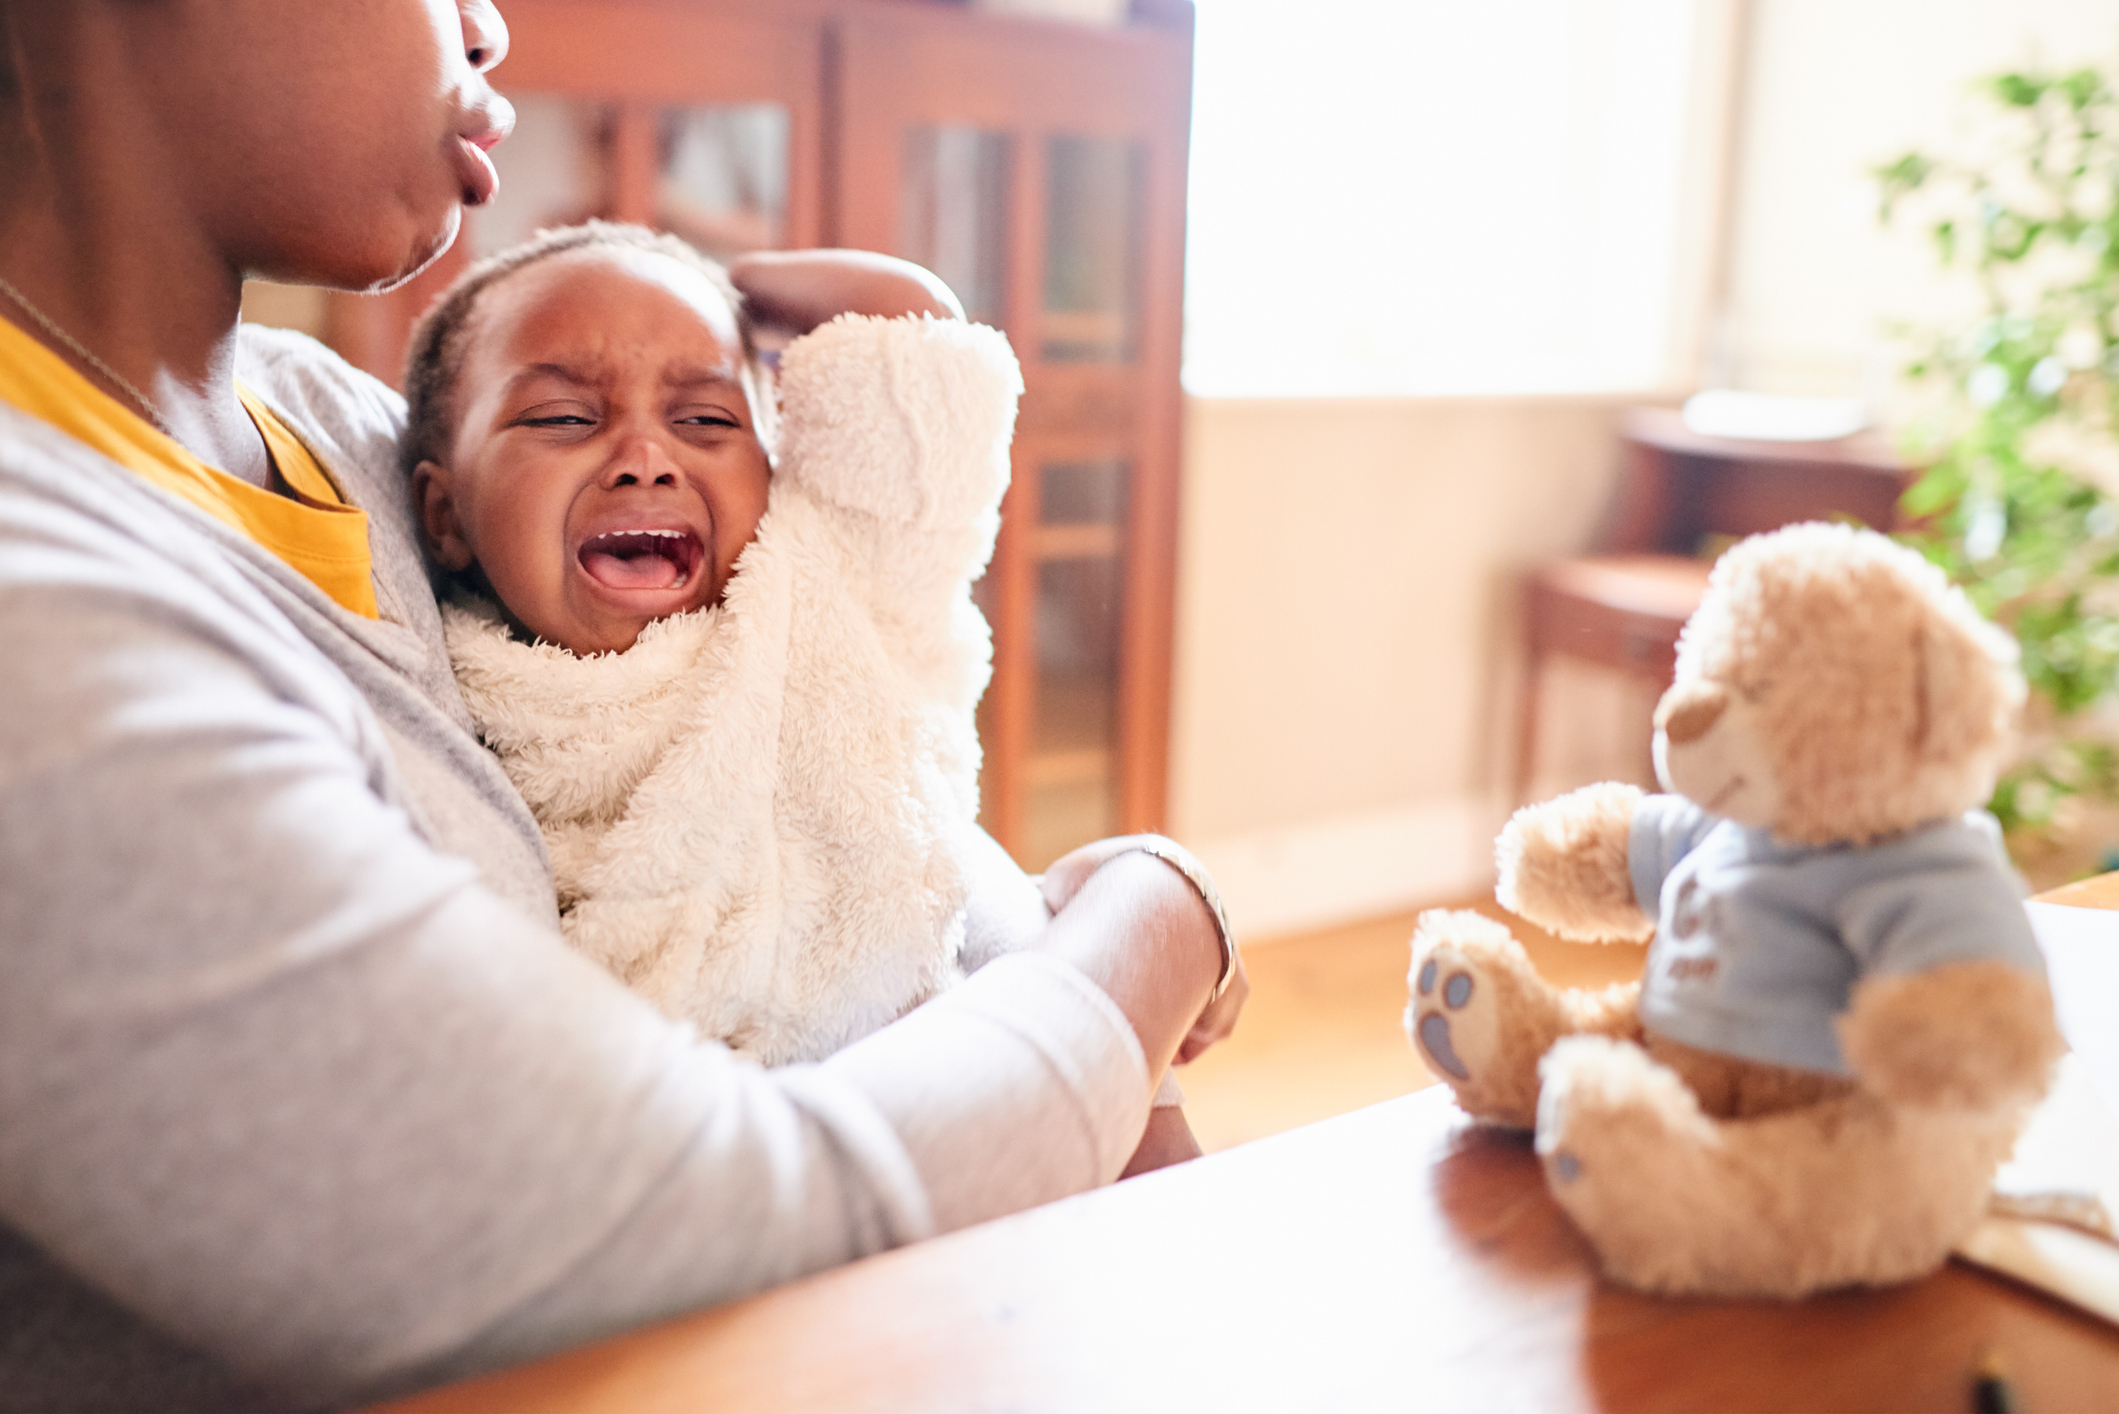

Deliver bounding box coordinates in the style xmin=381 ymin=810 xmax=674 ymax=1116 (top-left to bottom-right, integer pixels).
xmin=900 ymin=126 xmax=1011 ymax=328
xmin=841 ymin=13 xmax=1185 ymax=870
xmin=657 ymin=105 xmax=790 ymax=259
xmin=1024 ymin=457 xmax=1130 ymax=868
xmin=472 ymin=94 xmax=613 ymax=256
xmin=1042 ymin=136 xmax=1143 ymax=363
xmin=473 ymin=95 xmax=790 ymax=261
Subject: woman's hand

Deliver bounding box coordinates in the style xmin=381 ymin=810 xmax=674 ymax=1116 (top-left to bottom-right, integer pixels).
xmin=728 ymin=249 xmax=963 ymax=343
xmin=1040 ymin=834 xmax=1248 ymax=1065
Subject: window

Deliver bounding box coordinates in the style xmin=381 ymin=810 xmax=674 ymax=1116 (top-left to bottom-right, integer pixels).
xmin=1183 ymin=0 xmax=1730 ymax=397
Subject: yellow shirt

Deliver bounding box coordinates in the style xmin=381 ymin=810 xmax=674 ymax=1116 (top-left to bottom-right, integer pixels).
xmin=0 ymin=313 xmax=378 ymax=617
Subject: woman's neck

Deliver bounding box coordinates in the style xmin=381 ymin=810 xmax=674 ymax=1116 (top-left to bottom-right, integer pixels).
xmin=0 ymin=25 xmax=273 ymax=488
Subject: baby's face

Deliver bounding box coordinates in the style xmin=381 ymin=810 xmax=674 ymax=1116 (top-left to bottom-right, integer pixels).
xmin=421 ymin=247 xmax=770 ymax=654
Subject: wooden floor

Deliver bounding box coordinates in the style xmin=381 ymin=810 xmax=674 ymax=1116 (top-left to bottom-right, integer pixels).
xmin=1178 ymin=898 xmax=1648 ymax=1153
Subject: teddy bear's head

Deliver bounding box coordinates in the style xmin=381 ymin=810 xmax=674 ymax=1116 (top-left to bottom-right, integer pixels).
xmin=1651 ymin=522 xmax=2023 ymax=846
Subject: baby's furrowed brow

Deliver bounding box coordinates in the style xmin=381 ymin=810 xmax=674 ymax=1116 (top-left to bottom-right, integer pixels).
xmin=508 ymin=361 xmax=604 ymax=393
xmin=661 ymin=363 xmax=743 ymax=390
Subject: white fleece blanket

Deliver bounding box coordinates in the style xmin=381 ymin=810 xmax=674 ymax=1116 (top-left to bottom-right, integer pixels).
xmin=445 ymin=314 xmax=1021 ymax=1065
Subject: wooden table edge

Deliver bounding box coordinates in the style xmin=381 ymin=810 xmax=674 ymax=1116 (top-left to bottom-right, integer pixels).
xmin=2032 ymin=870 xmax=2119 ymax=911
xmin=367 ymin=880 xmax=2119 ymax=1413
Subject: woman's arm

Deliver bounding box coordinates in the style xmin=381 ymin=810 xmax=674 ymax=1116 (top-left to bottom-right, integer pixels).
xmin=0 ymin=463 xmax=1214 ymax=1405
xmin=1042 ymin=835 xmax=1251 ymax=1066
xmin=1035 ymin=851 xmax=1230 ymax=1076
xmin=958 ymin=826 xmax=1245 ymax=1073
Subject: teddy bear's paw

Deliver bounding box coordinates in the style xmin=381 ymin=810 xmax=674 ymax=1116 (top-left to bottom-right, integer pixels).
xmin=1839 ymin=962 xmax=2066 ymax=1111
xmin=1405 ymin=910 xmax=1549 ymax=1128
xmin=1494 ymin=783 xmax=1654 ymax=943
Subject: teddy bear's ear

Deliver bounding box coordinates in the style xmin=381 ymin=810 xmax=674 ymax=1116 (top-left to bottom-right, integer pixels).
xmin=1913 ymin=609 xmax=2010 ymax=760
xmin=1912 ymin=617 xmax=1946 ymax=756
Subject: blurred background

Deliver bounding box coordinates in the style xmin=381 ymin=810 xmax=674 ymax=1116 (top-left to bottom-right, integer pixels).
xmin=243 ymin=0 xmax=2119 ymax=1147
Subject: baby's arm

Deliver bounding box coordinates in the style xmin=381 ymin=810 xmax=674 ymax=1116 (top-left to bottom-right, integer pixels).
xmin=773 ymin=313 xmax=1023 ymax=629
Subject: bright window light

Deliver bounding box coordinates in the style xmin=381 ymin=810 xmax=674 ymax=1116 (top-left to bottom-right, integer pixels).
xmin=1184 ymin=0 xmax=1707 ymax=398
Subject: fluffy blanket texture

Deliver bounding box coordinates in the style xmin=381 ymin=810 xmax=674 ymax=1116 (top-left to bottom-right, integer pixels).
xmin=446 ymin=314 xmax=1022 ymax=1064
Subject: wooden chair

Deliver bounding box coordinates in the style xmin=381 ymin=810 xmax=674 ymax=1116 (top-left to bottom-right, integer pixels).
xmin=1513 ymin=407 xmax=1911 ymax=803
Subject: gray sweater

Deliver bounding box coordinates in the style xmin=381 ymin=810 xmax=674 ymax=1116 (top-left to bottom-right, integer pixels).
xmin=0 ymin=327 xmax=1151 ymax=1411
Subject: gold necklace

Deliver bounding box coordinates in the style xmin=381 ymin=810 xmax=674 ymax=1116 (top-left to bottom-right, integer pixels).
xmin=0 ymin=274 xmax=177 ymax=437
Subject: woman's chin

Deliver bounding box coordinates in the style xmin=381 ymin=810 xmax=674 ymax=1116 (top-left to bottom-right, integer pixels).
xmin=314 ymin=206 xmax=462 ymax=296
xmin=265 ymin=211 xmax=462 ymax=298
xmin=375 ymin=207 xmax=464 ymax=293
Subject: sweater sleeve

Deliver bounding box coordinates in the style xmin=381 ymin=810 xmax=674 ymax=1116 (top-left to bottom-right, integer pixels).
xmin=1627 ymin=792 xmax=1722 ymax=918
xmin=1833 ymin=814 xmax=2048 ymax=981
xmin=0 ymin=470 xmax=1148 ymax=1405
xmin=771 ymin=314 xmax=1020 ymax=617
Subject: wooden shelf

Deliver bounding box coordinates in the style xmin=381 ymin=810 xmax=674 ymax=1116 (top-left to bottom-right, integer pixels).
xmin=1031 ymin=523 xmax=1122 ymax=560
xmin=1020 ymin=748 xmax=1112 ymax=788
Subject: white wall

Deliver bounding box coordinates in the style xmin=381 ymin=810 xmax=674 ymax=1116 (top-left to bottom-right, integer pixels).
xmin=1171 ymin=395 xmax=1650 ymax=936
xmin=1174 ymin=0 xmax=2119 ymax=941
xmin=1719 ymin=0 xmax=2119 ymax=399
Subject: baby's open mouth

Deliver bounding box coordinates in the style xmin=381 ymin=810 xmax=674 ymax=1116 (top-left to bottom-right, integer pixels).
xmin=578 ymin=528 xmax=704 ymax=592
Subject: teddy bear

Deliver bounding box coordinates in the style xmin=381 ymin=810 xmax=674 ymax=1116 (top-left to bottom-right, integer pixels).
xmin=1405 ymin=521 xmax=2067 ymax=1297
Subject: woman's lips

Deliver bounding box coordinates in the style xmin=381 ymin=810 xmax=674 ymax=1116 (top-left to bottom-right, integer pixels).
xmin=454 ymin=134 xmax=499 ymax=206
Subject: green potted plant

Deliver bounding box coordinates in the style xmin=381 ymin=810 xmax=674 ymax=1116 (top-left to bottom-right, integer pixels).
xmin=1877 ymin=61 xmax=2119 ymax=878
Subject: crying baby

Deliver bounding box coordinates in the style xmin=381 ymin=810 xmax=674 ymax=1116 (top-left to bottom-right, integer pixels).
xmin=406 ymin=220 xmax=1029 ymax=1065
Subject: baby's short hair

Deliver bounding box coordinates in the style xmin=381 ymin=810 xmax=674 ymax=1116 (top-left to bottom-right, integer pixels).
xmin=400 ymin=220 xmax=763 ymax=475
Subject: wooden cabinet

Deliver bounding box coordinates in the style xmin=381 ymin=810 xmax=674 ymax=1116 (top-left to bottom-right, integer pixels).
xmin=833 ymin=8 xmax=1190 ymax=868
xmin=324 ymin=0 xmax=1191 ymax=869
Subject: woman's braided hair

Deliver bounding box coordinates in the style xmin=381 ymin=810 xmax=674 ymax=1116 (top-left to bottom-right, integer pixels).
xmin=400 ymin=220 xmax=769 ymax=475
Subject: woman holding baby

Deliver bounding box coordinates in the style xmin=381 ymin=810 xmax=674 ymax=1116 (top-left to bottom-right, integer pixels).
xmin=0 ymin=2 xmax=1244 ymax=1408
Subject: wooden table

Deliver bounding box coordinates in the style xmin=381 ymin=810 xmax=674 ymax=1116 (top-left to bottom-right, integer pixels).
xmin=382 ymin=896 xmax=2119 ymax=1414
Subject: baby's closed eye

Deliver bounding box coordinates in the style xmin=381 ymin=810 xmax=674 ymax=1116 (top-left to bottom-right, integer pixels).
xmin=511 ymin=399 xmax=599 ymax=432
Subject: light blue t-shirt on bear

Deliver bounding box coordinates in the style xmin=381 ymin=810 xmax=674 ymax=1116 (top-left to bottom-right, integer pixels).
xmin=1628 ymin=794 xmax=2047 ymax=1076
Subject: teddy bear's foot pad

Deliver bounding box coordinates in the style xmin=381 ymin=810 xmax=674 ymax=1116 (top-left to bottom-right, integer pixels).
xmin=1405 ymin=909 xmax=1550 ymax=1127
xmin=1412 ymin=959 xmax=1477 ymax=1078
